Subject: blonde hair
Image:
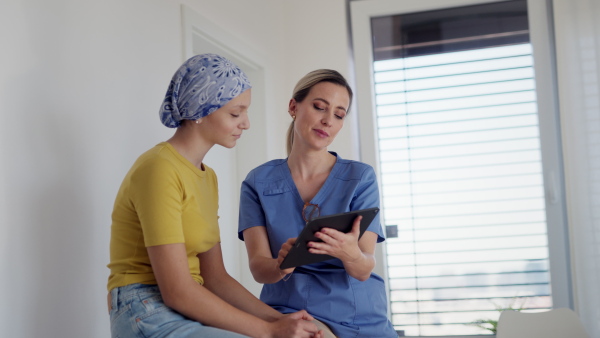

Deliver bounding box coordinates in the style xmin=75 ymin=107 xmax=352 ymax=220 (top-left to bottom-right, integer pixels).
xmin=286 ymin=69 xmax=353 ymax=155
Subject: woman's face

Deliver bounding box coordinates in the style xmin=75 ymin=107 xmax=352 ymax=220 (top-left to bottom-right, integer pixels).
xmin=289 ymin=82 xmax=350 ymax=152
xmin=198 ymin=88 xmax=251 ymax=148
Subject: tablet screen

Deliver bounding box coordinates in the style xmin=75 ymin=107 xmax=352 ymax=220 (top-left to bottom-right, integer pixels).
xmin=279 ymin=207 xmax=380 ymax=269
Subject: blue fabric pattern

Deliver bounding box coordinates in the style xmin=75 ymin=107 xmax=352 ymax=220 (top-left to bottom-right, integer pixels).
xmin=159 ymin=53 xmax=252 ymax=128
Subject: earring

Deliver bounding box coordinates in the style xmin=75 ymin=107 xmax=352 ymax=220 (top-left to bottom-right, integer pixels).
xmin=195 ymin=120 xmax=200 ymax=124
xmin=292 ymin=115 xmax=296 ymax=121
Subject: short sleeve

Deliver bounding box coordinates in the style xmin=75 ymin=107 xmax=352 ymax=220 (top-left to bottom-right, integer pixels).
xmin=238 ymin=170 xmax=266 ymax=240
xmin=352 ymin=165 xmax=385 ymax=242
xmin=131 ymin=157 xmax=185 ymax=247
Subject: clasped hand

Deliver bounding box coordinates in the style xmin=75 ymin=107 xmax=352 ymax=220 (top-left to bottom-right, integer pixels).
xmin=269 ymin=310 xmax=324 ymax=338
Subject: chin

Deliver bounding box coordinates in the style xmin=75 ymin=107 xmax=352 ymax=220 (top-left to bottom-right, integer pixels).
xmin=220 ymin=142 xmax=236 ymax=149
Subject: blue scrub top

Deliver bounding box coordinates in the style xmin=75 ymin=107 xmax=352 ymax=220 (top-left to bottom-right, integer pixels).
xmin=238 ymin=152 xmax=397 ymax=338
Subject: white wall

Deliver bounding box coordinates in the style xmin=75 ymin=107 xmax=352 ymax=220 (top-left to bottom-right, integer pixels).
xmin=0 ymin=0 xmax=352 ymax=337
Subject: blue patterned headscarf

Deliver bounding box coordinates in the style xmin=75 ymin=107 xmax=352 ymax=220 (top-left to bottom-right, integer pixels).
xmin=159 ymin=53 xmax=252 ymax=128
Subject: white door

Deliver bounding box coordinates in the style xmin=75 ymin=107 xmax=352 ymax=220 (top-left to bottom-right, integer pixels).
xmin=182 ymin=5 xmax=268 ymax=296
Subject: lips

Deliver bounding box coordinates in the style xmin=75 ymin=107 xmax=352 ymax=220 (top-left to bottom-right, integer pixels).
xmin=314 ymin=129 xmax=329 ymax=137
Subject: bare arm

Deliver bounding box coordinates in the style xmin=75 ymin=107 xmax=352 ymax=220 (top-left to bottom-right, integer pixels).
xmin=308 ymin=215 xmax=377 ymax=281
xmin=199 ymin=242 xmax=283 ymax=321
xmin=147 ymin=243 xmax=321 ymax=338
xmin=243 ymin=226 xmax=296 ymax=284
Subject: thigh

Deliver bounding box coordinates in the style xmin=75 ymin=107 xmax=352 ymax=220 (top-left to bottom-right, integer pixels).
xmin=176 ymin=324 xmax=251 ymax=338
xmin=110 ymin=284 xmax=249 ymax=338
xmin=135 ymin=306 xmax=250 ymax=338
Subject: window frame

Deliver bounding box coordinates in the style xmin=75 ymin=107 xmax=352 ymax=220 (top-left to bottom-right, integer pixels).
xmin=349 ymin=0 xmax=573 ymax=336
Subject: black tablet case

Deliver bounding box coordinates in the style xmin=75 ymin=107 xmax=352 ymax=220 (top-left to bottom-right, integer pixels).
xmin=279 ymin=207 xmax=380 ymax=269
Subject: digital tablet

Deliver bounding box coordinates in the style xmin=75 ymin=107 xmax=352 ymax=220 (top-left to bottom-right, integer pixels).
xmin=279 ymin=207 xmax=380 ymax=269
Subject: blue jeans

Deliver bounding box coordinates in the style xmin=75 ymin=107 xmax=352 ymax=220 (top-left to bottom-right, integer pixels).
xmin=109 ymin=283 xmax=250 ymax=338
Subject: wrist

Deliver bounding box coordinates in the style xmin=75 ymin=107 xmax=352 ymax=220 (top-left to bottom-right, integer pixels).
xmin=274 ymin=260 xmax=292 ymax=281
xmin=277 ymin=267 xmax=286 ymax=279
xmin=256 ymin=319 xmax=274 ymax=338
xmin=345 ymin=251 xmax=364 ymax=265
xmin=265 ymin=308 xmax=284 ymax=322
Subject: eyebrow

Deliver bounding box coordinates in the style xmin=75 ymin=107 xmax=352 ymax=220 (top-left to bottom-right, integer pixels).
xmin=232 ymin=103 xmax=249 ymax=110
xmin=314 ymin=98 xmax=347 ymax=113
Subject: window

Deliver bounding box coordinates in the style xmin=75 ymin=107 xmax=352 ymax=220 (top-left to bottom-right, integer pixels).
xmin=350 ymin=0 xmax=571 ymax=337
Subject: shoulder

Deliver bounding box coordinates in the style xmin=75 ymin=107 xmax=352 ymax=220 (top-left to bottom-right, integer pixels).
xmin=244 ymin=158 xmax=287 ymax=182
xmin=132 ymin=144 xmax=178 ymax=174
xmin=128 ymin=143 xmax=193 ymax=186
xmin=332 ymin=153 xmax=375 ymax=181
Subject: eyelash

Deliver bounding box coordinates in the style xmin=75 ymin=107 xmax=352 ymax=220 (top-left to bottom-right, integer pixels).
xmin=231 ymin=114 xmax=240 ymax=118
xmin=313 ymin=103 xmax=345 ymax=119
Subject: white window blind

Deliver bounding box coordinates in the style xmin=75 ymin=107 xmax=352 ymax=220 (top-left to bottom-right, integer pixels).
xmin=375 ymin=43 xmax=553 ymax=336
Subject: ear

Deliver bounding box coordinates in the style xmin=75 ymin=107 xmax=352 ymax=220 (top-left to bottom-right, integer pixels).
xmin=288 ymin=98 xmax=297 ymax=118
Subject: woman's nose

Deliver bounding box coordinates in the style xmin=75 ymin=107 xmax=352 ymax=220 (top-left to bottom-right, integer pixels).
xmin=241 ymin=114 xmax=250 ymax=130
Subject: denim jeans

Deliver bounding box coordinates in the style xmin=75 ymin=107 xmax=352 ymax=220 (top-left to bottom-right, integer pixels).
xmin=109 ymin=283 xmax=250 ymax=338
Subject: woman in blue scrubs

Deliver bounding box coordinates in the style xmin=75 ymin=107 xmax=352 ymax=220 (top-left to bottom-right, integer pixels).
xmin=238 ymin=69 xmax=397 ymax=338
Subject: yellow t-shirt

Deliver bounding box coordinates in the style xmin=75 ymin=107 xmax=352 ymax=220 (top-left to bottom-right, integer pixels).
xmin=107 ymin=142 xmax=220 ymax=291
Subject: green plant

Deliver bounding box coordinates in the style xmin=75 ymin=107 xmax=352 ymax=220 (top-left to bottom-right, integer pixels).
xmin=470 ymin=317 xmax=500 ymax=334
xmin=468 ymin=298 xmax=526 ymax=334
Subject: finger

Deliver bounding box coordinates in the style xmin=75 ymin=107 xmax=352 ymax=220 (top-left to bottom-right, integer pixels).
xmin=308 ymin=248 xmax=328 ymax=255
xmin=280 ymin=238 xmax=295 ymax=252
xmin=308 ymin=244 xmax=331 ymax=255
xmin=286 ymin=311 xmax=301 ymax=320
xmin=301 ymin=311 xmax=314 ymax=321
xmin=317 ymin=228 xmax=345 ymax=245
xmin=282 ymin=266 xmax=295 ymax=275
xmin=308 ymin=240 xmax=332 ymax=252
xmin=350 ymin=215 xmax=363 ymax=236
xmin=275 ymin=256 xmax=295 ymax=274
xmin=289 ymin=310 xmax=311 ymax=321
xmin=318 ymin=227 xmax=344 ymax=240
xmin=303 ymin=321 xmax=320 ymax=334
xmin=277 ymin=250 xmax=288 ymax=264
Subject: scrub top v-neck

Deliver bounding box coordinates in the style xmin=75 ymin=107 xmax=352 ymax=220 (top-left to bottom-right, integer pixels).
xmin=282 ymin=153 xmax=341 ymax=212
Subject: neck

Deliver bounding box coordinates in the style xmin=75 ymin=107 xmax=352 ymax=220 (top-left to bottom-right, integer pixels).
xmin=287 ymin=148 xmax=335 ymax=179
xmin=166 ymin=125 xmax=212 ymax=169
